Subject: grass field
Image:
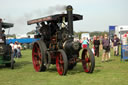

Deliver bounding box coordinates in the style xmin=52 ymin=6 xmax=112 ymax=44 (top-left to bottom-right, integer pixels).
xmin=0 ymin=49 xmax=128 ymax=85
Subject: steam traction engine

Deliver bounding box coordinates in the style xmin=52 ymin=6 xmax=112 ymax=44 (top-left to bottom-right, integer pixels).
xmin=27 ymin=5 xmax=95 ymax=75
xmin=0 ymin=18 xmax=14 ymax=69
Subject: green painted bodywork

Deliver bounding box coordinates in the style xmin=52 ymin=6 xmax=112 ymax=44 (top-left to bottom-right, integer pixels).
xmin=0 ymin=43 xmax=11 ymax=65
xmin=0 ymin=19 xmax=13 ymax=65
xmin=0 ymin=55 xmax=11 ymax=64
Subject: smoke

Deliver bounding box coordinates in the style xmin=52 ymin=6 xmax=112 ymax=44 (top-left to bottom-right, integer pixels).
xmin=46 ymin=5 xmax=67 ymax=14
xmin=4 ymin=5 xmax=67 ymax=35
xmin=4 ymin=13 xmax=36 ymax=35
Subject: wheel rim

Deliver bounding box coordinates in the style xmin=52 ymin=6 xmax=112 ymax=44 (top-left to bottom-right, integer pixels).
xmin=56 ymin=53 xmax=64 ymax=75
xmin=32 ymin=43 xmax=42 ymax=72
xmin=82 ymin=49 xmax=91 ymax=73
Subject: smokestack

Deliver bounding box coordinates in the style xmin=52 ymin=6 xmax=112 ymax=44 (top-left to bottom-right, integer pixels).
xmin=66 ymin=5 xmax=73 ymax=37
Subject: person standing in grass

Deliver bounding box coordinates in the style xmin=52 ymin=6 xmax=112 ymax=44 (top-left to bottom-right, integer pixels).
xmin=17 ymin=43 xmax=22 ymax=58
xmin=94 ymin=36 xmax=100 ymax=57
xmin=12 ymin=41 xmax=18 ymax=58
xmin=82 ymin=37 xmax=89 ymax=48
xmin=112 ymin=34 xmax=120 ymax=56
xmin=10 ymin=42 xmax=14 ymax=49
xmin=92 ymin=35 xmax=97 ymax=55
xmin=100 ymin=35 xmax=103 ymax=50
xmin=102 ymin=34 xmax=110 ymax=62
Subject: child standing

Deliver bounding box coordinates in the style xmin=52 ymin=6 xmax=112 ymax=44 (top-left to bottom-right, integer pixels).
xmin=82 ymin=37 xmax=89 ymax=48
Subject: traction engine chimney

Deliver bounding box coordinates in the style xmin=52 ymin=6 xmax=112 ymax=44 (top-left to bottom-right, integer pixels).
xmin=66 ymin=5 xmax=73 ymax=38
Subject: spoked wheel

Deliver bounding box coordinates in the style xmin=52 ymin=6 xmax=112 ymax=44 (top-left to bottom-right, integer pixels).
xmin=56 ymin=49 xmax=68 ymax=75
xmin=32 ymin=41 xmax=46 ymax=72
xmin=81 ymin=48 xmax=95 ymax=73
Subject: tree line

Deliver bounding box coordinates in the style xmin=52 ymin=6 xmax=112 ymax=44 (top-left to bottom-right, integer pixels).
xmin=7 ymin=30 xmax=108 ymax=39
xmin=74 ymin=31 xmax=109 ymax=39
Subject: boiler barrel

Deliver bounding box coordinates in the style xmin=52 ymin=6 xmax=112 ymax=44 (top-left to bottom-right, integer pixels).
xmin=63 ymin=40 xmax=81 ymax=55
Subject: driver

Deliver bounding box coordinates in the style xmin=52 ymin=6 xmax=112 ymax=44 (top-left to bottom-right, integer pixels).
xmin=1 ymin=30 xmax=6 ymax=44
xmin=40 ymin=22 xmax=51 ymax=42
xmin=49 ymin=21 xmax=59 ymax=36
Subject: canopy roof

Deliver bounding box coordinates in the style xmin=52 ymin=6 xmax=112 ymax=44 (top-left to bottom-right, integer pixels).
xmin=27 ymin=14 xmax=83 ymax=25
xmin=1 ymin=22 xmax=14 ymax=28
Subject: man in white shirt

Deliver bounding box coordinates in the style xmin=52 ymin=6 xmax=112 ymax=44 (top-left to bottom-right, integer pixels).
xmin=17 ymin=43 xmax=22 ymax=58
xmin=10 ymin=42 xmax=14 ymax=50
xmin=12 ymin=41 xmax=18 ymax=58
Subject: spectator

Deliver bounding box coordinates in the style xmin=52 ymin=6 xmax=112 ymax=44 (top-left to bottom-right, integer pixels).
xmin=100 ymin=35 xmax=103 ymax=50
xmin=112 ymin=34 xmax=120 ymax=56
xmin=17 ymin=43 xmax=22 ymax=58
xmin=10 ymin=42 xmax=14 ymax=50
xmin=12 ymin=41 xmax=18 ymax=58
xmin=82 ymin=37 xmax=89 ymax=48
xmin=1 ymin=30 xmax=6 ymax=44
xmin=94 ymin=36 xmax=100 ymax=57
xmin=102 ymin=34 xmax=110 ymax=62
xmin=92 ymin=35 xmax=96 ymax=44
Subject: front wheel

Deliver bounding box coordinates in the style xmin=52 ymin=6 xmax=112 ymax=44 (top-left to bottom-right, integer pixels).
xmin=81 ymin=48 xmax=95 ymax=73
xmin=56 ymin=49 xmax=68 ymax=75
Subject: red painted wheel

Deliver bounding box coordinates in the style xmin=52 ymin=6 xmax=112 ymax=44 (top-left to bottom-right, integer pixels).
xmin=81 ymin=48 xmax=95 ymax=73
xmin=56 ymin=49 xmax=68 ymax=75
xmin=32 ymin=42 xmax=46 ymax=72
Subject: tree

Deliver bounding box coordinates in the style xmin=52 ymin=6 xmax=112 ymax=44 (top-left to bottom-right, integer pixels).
xmin=6 ymin=34 xmax=16 ymax=38
xmin=27 ymin=30 xmax=35 ymax=34
xmin=74 ymin=31 xmax=109 ymax=39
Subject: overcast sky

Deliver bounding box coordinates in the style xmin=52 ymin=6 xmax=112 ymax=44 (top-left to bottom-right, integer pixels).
xmin=0 ymin=0 xmax=128 ymax=34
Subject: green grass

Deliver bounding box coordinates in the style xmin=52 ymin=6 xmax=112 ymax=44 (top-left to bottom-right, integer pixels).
xmin=0 ymin=49 xmax=128 ymax=85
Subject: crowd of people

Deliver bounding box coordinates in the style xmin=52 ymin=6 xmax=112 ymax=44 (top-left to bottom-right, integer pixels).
xmin=10 ymin=41 xmax=22 ymax=58
xmin=81 ymin=34 xmax=120 ymax=62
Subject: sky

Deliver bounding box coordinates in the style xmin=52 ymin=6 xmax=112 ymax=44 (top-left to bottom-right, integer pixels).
xmin=0 ymin=0 xmax=128 ymax=34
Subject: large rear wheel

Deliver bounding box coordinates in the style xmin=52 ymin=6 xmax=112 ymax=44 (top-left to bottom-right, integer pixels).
xmin=56 ymin=49 xmax=68 ymax=75
xmin=32 ymin=41 xmax=47 ymax=72
xmin=81 ymin=48 xmax=95 ymax=73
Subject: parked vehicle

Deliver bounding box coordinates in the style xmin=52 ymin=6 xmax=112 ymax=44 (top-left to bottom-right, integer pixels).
xmin=0 ymin=18 xmax=14 ymax=69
